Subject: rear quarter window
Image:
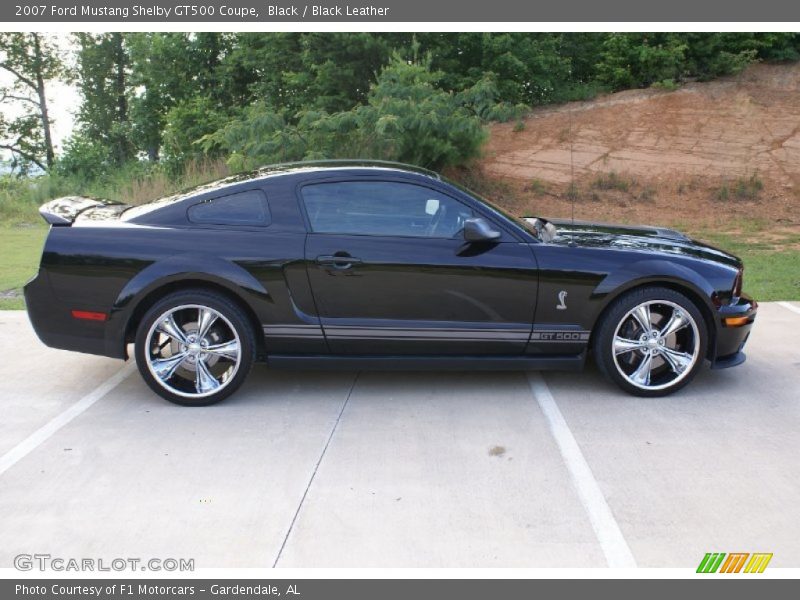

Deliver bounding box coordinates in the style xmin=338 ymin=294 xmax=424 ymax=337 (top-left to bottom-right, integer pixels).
xmin=188 ymin=189 xmax=271 ymax=226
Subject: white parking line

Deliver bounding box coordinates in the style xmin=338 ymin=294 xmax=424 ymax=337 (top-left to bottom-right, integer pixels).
xmin=777 ymin=301 xmax=800 ymax=316
xmin=0 ymin=362 xmax=136 ymax=477
xmin=526 ymin=372 xmax=637 ymax=568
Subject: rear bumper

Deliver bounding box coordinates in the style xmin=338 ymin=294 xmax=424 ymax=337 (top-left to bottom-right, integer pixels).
xmin=24 ymin=269 xmax=125 ymax=359
xmin=711 ymin=294 xmax=757 ymax=368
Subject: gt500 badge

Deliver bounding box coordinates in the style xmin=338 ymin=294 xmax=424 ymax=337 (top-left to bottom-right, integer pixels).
xmin=531 ymin=330 xmax=590 ymax=342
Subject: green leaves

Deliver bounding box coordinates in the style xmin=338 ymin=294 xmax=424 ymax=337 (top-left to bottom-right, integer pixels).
xmin=0 ymin=33 xmax=63 ymax=172
xmin=203 ymin=55 xmax=495 ymax=172
xmin=593 ymin=33 xmax=790 ymax=90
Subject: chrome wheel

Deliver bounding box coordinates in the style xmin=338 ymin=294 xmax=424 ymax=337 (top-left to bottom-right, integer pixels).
xmin=611 ymin=300 xmax=700 ymax=391
xmin=144 ymin=304 xmax=242 ymax=399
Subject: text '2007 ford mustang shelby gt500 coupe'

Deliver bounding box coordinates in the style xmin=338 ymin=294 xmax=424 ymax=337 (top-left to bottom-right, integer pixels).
xmin=25 ymin=161 xmax=756 ymax=405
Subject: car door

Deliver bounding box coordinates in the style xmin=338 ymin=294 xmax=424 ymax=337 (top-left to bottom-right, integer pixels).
xmin=300 ymin=178 xmax=539 ymax=355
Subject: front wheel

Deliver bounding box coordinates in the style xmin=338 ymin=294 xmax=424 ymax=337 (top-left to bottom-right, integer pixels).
xmin=134 ymin=290 xmax=255 ymax=406
xmin=593 ymin=287 xmax=707 ymax=397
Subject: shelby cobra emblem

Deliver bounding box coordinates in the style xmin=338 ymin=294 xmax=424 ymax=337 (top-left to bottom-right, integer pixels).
xmin=557 ymin=290 xmax=568 ymax=310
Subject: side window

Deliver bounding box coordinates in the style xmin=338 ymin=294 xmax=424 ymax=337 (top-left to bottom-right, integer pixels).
xmin=300 ymin=181 xmax=473 ymax=238
xmin=188 ymin=189 xmax=271 ymax=226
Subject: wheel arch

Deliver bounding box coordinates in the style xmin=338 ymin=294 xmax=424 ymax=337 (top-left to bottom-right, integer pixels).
xmin=109 ymin=255 xmax=269 ymax=360
xmin=124 ymin=279 xmax=265 ymax=356
xmin=590 ymin=269 xmax=718 ymax=361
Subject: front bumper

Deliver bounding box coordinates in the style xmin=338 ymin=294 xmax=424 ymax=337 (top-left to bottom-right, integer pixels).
xmin=711 ymin=293 xmax=757 ymax=368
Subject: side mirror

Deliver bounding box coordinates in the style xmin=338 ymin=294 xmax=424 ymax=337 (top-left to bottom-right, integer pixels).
xmin=463 ymin=217 xmax=501 ymax=242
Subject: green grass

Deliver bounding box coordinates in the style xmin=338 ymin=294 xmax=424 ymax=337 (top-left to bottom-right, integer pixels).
xmin=0 ymin=227 xmax=47 ymax=310
xmin=691 ymin=230 xmax=800 ymax=301
xmin=526 ymin=178 xmax=548 ymax=195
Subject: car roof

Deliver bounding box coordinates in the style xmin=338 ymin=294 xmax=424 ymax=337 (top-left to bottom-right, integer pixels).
xmin=252 ymin=159 xmax=441 ymax=179
xmin=199 ymin=160 xmax=441 ymax=191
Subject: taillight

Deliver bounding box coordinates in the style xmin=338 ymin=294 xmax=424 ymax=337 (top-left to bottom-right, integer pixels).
xmin=71 ymin=310 xmax=108 ymax=322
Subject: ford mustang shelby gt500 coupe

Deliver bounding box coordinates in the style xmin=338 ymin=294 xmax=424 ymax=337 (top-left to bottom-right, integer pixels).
xmin=25 ymin=161 xmax=756 ymax=405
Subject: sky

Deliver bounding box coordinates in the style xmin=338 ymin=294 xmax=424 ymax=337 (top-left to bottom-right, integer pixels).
xmin=0 ymin=35 xmax=80 ymax=162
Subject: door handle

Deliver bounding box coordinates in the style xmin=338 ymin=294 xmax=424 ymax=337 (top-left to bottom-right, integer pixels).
xmin=316 ymin=254 xmax=362 ymax=269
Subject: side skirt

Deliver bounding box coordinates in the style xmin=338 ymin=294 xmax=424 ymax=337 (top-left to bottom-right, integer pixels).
xmin=265 ymin=353 xmax=586 ymax=371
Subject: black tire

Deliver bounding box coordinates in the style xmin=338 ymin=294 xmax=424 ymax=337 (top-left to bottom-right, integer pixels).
xmin=593 ymin=286 xmax=708 ymax=397
xmin=134 ymin=289 xmax=255 ymax=406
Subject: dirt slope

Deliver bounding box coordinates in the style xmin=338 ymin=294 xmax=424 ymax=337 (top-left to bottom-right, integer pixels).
xmin=479 ymin=62 xmax=800 ymax=233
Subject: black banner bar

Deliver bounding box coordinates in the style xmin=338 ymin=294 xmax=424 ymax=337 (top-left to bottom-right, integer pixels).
xmin=3 ymin=0 xmax=800 ymax=22
xmin=3 ymin=579 xmax=799 ymax=600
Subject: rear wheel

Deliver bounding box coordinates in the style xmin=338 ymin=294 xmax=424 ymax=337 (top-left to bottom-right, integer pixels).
xmin=134 ymin=290 xmax=255 ymax=406
xmin=593 ymin=287 xmax=707 ymax=397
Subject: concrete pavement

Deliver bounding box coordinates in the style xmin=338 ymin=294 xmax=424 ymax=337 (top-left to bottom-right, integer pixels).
xmin=0 ymin=303 xmax=797 ymax=569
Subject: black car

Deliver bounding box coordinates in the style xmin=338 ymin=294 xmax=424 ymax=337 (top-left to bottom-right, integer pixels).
xmin=25 ymin=161 xmax=756 ymax=405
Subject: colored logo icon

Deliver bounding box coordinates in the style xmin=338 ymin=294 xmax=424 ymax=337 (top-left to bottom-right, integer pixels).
xmin=697 ymin=552 xmax=773 ymax=573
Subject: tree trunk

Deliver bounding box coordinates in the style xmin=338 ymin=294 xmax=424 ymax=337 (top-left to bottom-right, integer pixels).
xmin=112 ymin=33 xmax=130 ymax=164
xmin=32 ymin=34 xmax=55 ymax=169
xmin=113 ymin=33 xmax=128 ymax=122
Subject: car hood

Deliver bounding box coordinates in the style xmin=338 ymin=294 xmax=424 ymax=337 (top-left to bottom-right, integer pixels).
xmin=533 ymin=218 xmax=742 ymax=269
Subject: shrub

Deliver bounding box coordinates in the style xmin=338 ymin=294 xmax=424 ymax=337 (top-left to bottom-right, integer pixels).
xmin=716 ymin=173 xmax=763 ymax=201
xmin=526 ymin=178 xmax=547 ymax=194
xmin=565 ymin=182 xmax=581 ymax=201
xmin=734 ymin=173 xmax=763 ymax=200
xmin=638 ymin=185 xmax=656 ymax=201
xmin=55 ymin=134 xmax=116 ymax=182
xmin=592 ymin=171 xmax=630 ymax=192
xmin=651 ymin=78 xmax=680 ymax=91
xmin=0 ymin=175 xmax=43 ymax=224
xmin=202 ymin=55 xmax=499 ymax=172
xmin=597 ymin=34 xmax=689 ymax=90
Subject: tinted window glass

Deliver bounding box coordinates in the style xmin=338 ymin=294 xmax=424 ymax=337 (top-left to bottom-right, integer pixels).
xmin=301 ymin=181 xmax=472 ymax=238
xmin=188 ymin=189 xmax=270 ymax=226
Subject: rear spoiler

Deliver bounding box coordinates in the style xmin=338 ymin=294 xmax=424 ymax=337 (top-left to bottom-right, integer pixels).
xmin=39 ymin=196 xmax=120 ymax=226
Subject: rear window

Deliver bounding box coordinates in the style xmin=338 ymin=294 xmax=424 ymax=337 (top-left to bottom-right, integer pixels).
xmin=188 ymin=189 xmax=270 ymax=226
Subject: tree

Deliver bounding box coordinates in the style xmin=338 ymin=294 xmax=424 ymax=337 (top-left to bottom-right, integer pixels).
xmin=74 ymin=32 xmax=134 ymax=166
xmin=0 ymin=33 xmax=62 ymax=171
xmin=45 ymin=32 xmax=800 ymax=183
xmin=202 ymin=54 xmax=494 ymax=171
xmin=223 ymin=33 xmax=401 ymax=115
xmin=127 ymin=33 xmax=239 ymax=162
